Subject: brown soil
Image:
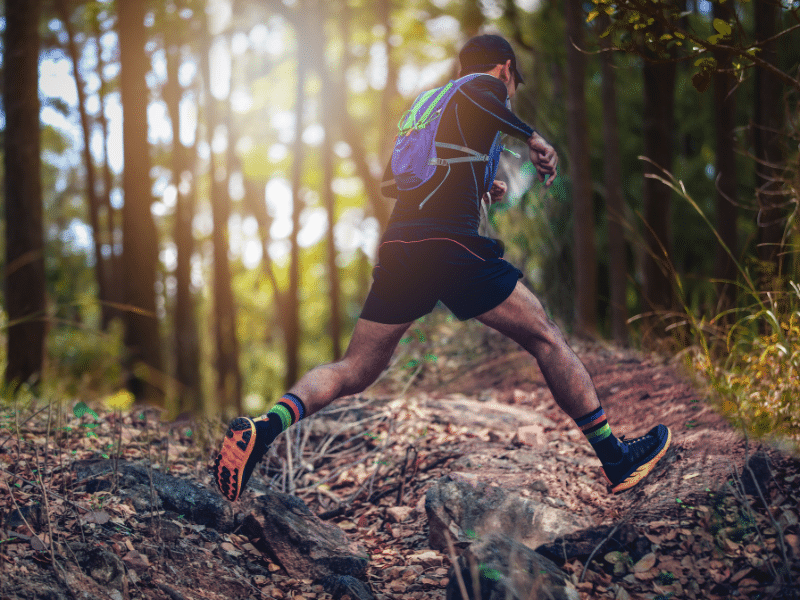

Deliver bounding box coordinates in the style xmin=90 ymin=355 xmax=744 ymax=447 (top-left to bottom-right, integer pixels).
xmin=2 ymin=321 xmax=798 ymax=600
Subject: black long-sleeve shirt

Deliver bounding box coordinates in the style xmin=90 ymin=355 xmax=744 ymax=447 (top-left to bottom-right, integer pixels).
xmin=381 ymin=75 xmax=534 ymax=239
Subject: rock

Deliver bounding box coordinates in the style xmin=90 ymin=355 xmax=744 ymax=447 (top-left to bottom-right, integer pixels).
xmin=534 ymin=523 xmax=637 ymax=567
xmin=741 ymin=451 xmax=771 ymax=499
xmin=445 ymin=533 xmax=578 ymax=600
xmin=386 ymin=506 xmax=414 ymax=523
xmin=425 ymin=474 xmax=589 ymax=553
xmin=320 ymin=574 xmax=375 ymax=600
xmin=72 ymin=543 xmax=128 ymax=597
xmin=512 ymin=424 xmax=546 ymax=447
xmin=72 ymin=459 xmax=233 ymax=531
xmin=240 ymin=490 xmax=369 ymax=582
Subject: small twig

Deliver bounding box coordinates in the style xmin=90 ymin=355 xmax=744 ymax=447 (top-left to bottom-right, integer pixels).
xmin=0 ymin=466 xmax=92 ymax=513
xmin=4 ymin=480 xmax=38 ymax=540
xmin=156 ymin=581 xmax=189 ymax=600
xmin=0 ymin=403 xmax=51 ymax=453
xmin=397 ymin=446 xmax=418 ymax=505
xmin=399 ymin=361 xmax=425 ymax=398
xmin=580 ymin=518 xmax=627 ymax=583
xmin=310 ymin=412 xmax=390 ymax=460
xmin=33 ymin=445 xmax=58 ymax=565
xmin=285 ymin=429 xmax=295 ymax=494
xmin=444 ymin=529 xmax=470 ymax=600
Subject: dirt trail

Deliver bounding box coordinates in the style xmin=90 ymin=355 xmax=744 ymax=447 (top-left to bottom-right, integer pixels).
xmin=2 ymin=325 xmax=798 ymax=600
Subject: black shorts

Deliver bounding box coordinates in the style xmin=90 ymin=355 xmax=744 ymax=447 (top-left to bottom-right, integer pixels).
xmin=360 ymin=235 xmax=523 ymax=324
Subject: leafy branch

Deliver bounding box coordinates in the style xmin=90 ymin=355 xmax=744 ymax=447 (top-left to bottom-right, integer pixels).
xmin=589 ymin=0 xmax=800 ymax=93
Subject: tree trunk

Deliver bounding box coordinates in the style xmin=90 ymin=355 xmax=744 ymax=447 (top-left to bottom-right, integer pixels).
xmin=712 ymin=1 xmax=738 ymax=310
xmin=316 ymin=2 xmax=343 ymax=361
xmin=285 ymin=51 xmax=308 ymax=389
xmin=599 ymin=25 xmax=629 ymax=347
xmin=753 ymin=0 xmax=786 ymax=282
xmin=92 ymin=11 xmax=123 ymax=324
xmin=164 ymin=17 xmax=202 ymax=416
xmin=201 ymin=21 xmax=242 ymax=415
xmin=4 ymin=0 xmax=47 ymax=390
xmin=57 ymin=0 xmax=113 ymax=330
xmin=564 ymin=0 xmax=597 ymax=338
xmin=641 ymin=59 xmax=677 ymax=329
xmin=337 ymin=5 xmax=391 ymax=235
xmin=118 ymin=0 xmax=164 ymax=404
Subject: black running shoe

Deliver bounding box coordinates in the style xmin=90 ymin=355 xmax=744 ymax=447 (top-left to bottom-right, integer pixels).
xmin=602 ymin=425 xmax=672 ymax=494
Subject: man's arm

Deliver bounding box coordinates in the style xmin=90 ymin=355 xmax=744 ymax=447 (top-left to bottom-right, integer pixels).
xmin=461 ymin=78 xmax=558 ymax=187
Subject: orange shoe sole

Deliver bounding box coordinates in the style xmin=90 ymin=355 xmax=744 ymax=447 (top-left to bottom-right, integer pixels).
xmin=213 ymin=417 xmax=256 ymax=502
xmin=610 ymin=428 xmax=672 ymax=494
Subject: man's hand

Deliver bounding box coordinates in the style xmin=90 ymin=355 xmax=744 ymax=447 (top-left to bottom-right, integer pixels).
xmin=528 ymin=132 xmax=558 ymax=188
xmin=487 ymin=180 xmax=508 ymax=204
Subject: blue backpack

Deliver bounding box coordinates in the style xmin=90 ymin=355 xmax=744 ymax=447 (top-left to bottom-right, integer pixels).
xmin=382 ymin=73 xmax=516 ymax=210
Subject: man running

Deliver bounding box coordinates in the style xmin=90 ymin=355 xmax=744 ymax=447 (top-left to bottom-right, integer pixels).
xmin=213 ymin=34 xmax=671 ymax=502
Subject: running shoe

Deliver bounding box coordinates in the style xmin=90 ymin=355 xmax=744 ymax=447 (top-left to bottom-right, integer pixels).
xmin=602 ymin=425 xmax=672 ymax=494
xmin=213 ymin=416 xmax=267 ymax=502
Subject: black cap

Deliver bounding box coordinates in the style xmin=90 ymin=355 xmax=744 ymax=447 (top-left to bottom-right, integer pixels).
xmin=459 ymin=34 xmax=524 ymax=85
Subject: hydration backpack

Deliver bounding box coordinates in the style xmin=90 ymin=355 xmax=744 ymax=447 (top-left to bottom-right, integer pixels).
xmin=381 ymin=73 xmax=515 ymax=210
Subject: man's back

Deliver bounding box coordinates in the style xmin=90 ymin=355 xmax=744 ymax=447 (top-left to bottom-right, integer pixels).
xmin=383 ymin=75 xmax=534 ymax=237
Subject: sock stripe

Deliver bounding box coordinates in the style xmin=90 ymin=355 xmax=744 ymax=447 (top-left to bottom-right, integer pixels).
xmin=271 ymin=404 xmax=293 ymax=430
xmin=575 ymin=407 xmax=604 ymax=428
xmin=281 ymin=393 xmax=306 ymax=421
xmin=283 ymin=400 xmax=301 ymax=423
xmin=583 ymin=420 xmax=609 ymax=435
xmin=580 ymin=415 xmax=607 ymax=431
xmin=586 ymin=423 xmax=612 ymax=443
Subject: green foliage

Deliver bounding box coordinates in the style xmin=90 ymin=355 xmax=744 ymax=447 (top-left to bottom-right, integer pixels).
xmin=648 ymin=164 xmax=800 ymax=451
xmin=47 ymin=319 xmax=125 ymax=395
xmin=589 ymin=0 xmax=800 ymax=93
xmin=689 ymin=284 xmax=800 ymax=449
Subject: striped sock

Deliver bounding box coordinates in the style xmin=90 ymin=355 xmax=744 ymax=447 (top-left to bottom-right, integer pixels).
xmin=575 ymin=407 xmax=623 ymax=464
xmin=253 ymin=393 xmax=307 ymax=454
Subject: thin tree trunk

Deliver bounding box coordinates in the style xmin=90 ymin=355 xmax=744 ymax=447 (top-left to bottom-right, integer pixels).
xmin=201 ymin=20 xmax=242 ymax=415
xmin=337 ymin=5 xmax=391 ymax=235
xmin=286 ymin=49 xmax=308 ymax=389
xmin=4 ymin=0 xmax=47 ymax=390
xmin=564 ymin=0 xmax=597 ymax=338
xmin=118 ymin=0 xmax=164 ymax=404
xmin=754 ymin=0 xmax=786 ymax=282
xmin=92 ymin=12 xmax=122 ymax=322
xmin=712 ymin=1 xmax=738 ymax=309
xmin=378 ymin=0 xmax=398 ymax=159
xmin=314 ymin=0 xmax=343 ymax=361
xmin=599 ymin=28 xmax=629 ymax=347
xmin=57 ymin=0 xmax=113 ymax=330
xmin=641 ymin=60 xmax=677 ymax=327
xmin=164 ymin=17 xmax=202 ymax=415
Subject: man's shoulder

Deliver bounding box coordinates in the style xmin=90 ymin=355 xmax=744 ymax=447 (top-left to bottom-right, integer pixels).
xmin=459 ymin=73 xmax=507 ymax=96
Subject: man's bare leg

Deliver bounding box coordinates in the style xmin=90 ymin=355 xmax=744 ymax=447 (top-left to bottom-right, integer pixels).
xmin=475 ymin=281 xmax=672 ymax=494
xmin=286 ymin=318 xmax=414 ymax=416
xmin=214 ymin=317 xmax=413 ymax=501
xmin=474 ymin=281 xmax=599 ymax=420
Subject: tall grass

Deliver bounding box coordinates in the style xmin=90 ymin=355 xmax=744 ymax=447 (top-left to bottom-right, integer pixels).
xmin=645 ymin=161 xmax=800 ymax=453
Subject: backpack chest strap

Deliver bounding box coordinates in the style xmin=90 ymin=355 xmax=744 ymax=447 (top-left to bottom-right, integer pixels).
xmin=428 ymin=142 xmax=490 ymax=166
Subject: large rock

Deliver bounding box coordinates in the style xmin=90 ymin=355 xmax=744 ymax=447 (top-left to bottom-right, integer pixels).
xmin=240 ymin=490 xmax=370 ymax=582
xmin=72 ymin=459 xmax=233 ymax=531
xmin=446 ymin=533 xmax=578 ymax=600
xmin=426 ymin=474 xmax=589 ymax=552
